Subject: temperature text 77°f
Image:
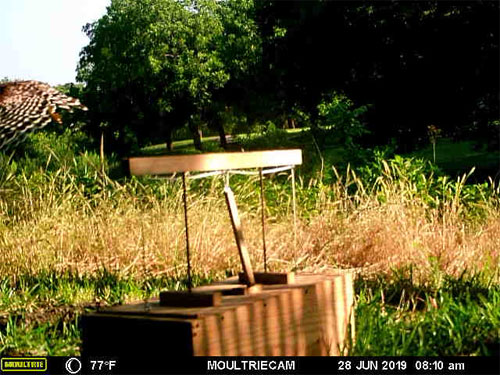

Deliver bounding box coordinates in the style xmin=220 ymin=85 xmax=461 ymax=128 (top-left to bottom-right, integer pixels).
xmin=90 ymin=360 xmax=117 ymax=372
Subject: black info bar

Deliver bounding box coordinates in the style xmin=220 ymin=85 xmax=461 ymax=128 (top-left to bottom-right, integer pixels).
xmin=0 ymin=356 xmax=498 ymax=375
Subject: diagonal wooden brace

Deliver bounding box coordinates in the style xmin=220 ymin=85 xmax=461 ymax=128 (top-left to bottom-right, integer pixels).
xmin=224 ymin=186 xmax=255 ymax=286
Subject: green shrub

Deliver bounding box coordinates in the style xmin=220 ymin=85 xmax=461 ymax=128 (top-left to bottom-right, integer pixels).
xmin=11 ymin=130 xmax=93 ymax=175
xmin=316 ymin=91 xmax=369 ymax=151
xmin=355 ymin=152 xmax=499 ymax=220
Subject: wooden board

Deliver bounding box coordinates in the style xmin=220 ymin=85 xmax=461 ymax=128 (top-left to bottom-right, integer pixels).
xmin=159 ymin=291 xmax=222 ymax=307
xmin=128 ymin=149 xmax=302 ymax=175
xmin=224 ymin=186 xmax=255 ymax=286
xmin=239 ymin=271 xmax=295 ymax=285
xmin=191 ymin=273 xmax=355 ymax=356
xmin=82 ymin=273 xmax=354 ymax=357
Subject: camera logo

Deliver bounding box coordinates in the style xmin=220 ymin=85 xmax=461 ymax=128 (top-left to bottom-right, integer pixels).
xmin=1 ymin=357 xmax=47 ymax=372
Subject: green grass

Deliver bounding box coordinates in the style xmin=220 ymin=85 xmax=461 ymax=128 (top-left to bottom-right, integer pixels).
xmin=144 ymin=132 xmax=499 ymax=184
xmin=0 ymin=129 xmax=498 ymax=356
xmin=411 ymin=138 xmax=500 ymax=182
xmin=142 ymin=131 xmax=498 ymax=171
xmin=142 ymin=135 xmax=222 ymax=155
xmin=352 ymin=269 xmax=500 ymax=356
xmin=1 ymin=269 xmax=498 ymax=356
xmin=141 ymin=127 xmax=312 ymax=155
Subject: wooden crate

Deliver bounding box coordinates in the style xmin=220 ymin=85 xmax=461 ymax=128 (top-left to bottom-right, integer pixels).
xmin=81 ymin=272 xmax=354 ymax=356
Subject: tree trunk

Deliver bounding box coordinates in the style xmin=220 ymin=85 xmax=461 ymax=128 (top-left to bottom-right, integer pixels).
xmin=189 ymin=121 xmax=203 ymax=151
xmin=216 ymin=121 xmax=228 ymax=149
xmin=156 ymin=113 xmax=173 ymax=152
xmin=165 ymin=129 xmax=173 ymax=152
xmin=288 ymin=117 xmax=296 ymax=129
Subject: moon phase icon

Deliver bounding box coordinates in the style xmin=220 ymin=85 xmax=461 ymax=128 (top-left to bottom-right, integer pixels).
xmin=65 ymin=358 xmax=82 ymax=374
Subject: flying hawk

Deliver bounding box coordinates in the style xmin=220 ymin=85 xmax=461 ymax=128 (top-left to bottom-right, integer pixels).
xmin=0 ymin=80 xmax=88 ymax=149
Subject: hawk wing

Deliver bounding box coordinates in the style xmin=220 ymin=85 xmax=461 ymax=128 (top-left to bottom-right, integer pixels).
xmin=0 ymin=80 xmax=88 ymax=149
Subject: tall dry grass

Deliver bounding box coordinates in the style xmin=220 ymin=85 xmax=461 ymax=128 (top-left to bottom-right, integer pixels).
xmin=0 ymin=161 xmax=498 ymax=284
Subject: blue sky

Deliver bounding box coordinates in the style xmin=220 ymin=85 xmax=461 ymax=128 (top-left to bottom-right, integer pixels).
xmin=0 ymin=0 xmax=110 ymax=85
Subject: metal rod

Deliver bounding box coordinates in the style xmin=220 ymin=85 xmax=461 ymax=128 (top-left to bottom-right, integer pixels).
xmin=259 ymin=168 xmax=268 ymax=272
xmin=227 ymin=165 xmax=294 ymax=176
xmin=258 ymin=165 xmax=294 ymax=175
xmin=182 ymin=172 xmax=192 ymax=292
xmin=188 ymin=170 xmax=225 ymax=180
xmin=153 ymin=165 xmax=294 ymax=180
xmin=291 ymin=167 xmax=297 ymax=268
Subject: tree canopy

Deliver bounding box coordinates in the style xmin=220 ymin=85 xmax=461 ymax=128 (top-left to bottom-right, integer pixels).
xmin=77 ymin=0 xmax=499 ymax=154
xmin=78 ymin=0 xmax=232 ymax=152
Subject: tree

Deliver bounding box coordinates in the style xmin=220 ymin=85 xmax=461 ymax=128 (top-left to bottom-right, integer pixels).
xmin=204 ymin=0 xmax=263 ymax=148
xmin=78 ymin=0 xmax=229 ymax=154
xmin=254 ymin=1 xmax=499 ymax=150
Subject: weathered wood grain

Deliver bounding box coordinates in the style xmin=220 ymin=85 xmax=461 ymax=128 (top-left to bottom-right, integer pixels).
xmin=82 ymin=273 xmax=354 ymax=357
xmin=128 ymin=149 xmax=302 ymax=175
xmin=159 ymin=290 xmax=222 ymax=307
xmin=224 ymin=186 xmax=255 ymax=286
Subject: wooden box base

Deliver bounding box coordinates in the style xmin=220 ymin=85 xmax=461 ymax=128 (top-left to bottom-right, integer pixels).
xmin=82 ymin=272 xmax=354 ymax=356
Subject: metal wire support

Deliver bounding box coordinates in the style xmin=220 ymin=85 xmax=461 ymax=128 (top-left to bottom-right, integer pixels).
xmin=181 ymin=172 xmax=192 ymax=292
xmin=259 ymin=168 xmax=268 ymax=272
xmin=291 ymin=167 xmax=298 ymax=269
xmin=154 ymin=166 xmax=295 ymax=181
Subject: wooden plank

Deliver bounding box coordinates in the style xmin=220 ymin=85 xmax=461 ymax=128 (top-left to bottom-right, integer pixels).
xmin=96 ymin=300 xmax=200 ymax=319
xmin=159 ymin=291 xmax=222 ymax=307
xmin=239 ymin=271 xmax=295 ymax=285
xmin=224 ymin=186 xmax=255 ymax=286
xmin=193 ymin=277 xmax=350 ymax=356
xmin=102 ymin=282 xmax=348 ymax=355
xmin=82 ymin=313 xmax=197 ymax=357
xmin=82 ymin=273 xmax=355 ymax=357
xmin=129 ymin=149 xmax=302 ymax=175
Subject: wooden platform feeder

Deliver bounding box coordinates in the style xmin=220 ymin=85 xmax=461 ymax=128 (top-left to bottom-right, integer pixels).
xmin=82 ymin=149 xmax=355 ymax=356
